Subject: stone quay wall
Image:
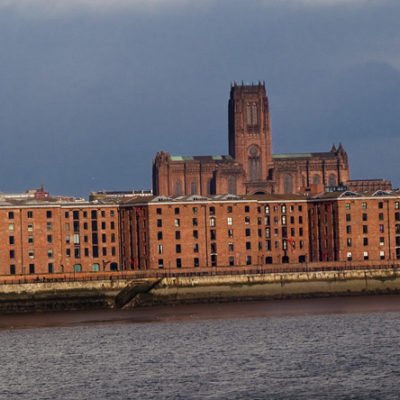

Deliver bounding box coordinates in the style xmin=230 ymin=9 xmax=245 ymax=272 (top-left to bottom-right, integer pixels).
xmin=2 ymin=269 xmax=400 ymax=313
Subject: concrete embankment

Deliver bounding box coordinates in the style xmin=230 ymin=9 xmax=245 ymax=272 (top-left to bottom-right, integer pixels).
xmin=0 ymin=279 xmax=129 ymax=313
xmin=128 ymin=268 xmax=400 ymax=307
xmin=1 ymin=269 xmax=400 ymax=313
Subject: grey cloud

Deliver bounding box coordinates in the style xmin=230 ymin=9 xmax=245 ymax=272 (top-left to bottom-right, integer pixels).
xmin=0 ymin=0 xmax=399 ymax=196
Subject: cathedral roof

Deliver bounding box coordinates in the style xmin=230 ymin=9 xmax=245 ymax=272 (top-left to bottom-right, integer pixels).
xmin=169 ymin=155 xmax=235 ymax=162
xmin=273 ymin=152 xmax=339 ymax=160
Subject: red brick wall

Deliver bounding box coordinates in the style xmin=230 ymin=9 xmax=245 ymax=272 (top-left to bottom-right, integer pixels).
xmin=0 ymin=205 xmax=120 ymax=275
xmin=123 ymin=198 xmax=309 ymax=270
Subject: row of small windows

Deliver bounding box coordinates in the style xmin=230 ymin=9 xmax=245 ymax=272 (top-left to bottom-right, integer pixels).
xmin=345 ymin=236 xmax=400 ymax=247
xmin=345 ymin=212 xmax=400 ymax=222
xmin=345 ymin=222 xmax=386 ymax=233
xmin=7 ymin=210 xmax=115 ymax=220
xmin=8 ymin=211 xmax=53 ymax=219
xmin=157 ymin=254 xmax=307 ymax=269
xmin=345 ymin=225 xmax=400 ymax=235
xmin=9 ymin=246 xmax=117 ymax=259
xmin=8 ymin=221 xmax=116 ymax=233
xmin=345 ymin=201 xmax=400 ymax=210
xmin=157 ymin=225 xmax=304 ymax=242
xmin=157 ymin=238 xmax=305 ymax=255
xmin=8 ymin=232 xmax=116 ymax=247
xmin=156 ymin=215 xmax=304 ymax=228
xmin=9 ymin=262 xmax=118 ymax=275
xmin=346 ymin=250 xmax=400 ymax=261
xmin=155 ymin=204 xmax=304 ymax=215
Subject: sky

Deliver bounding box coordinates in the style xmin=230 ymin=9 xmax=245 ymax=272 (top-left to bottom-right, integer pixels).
xmin=0 ymin=0 xmax=399 ymax=197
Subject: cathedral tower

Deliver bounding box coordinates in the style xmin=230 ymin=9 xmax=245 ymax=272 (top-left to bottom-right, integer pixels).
xmin=228 ymin=82 xmax=274 ymax=194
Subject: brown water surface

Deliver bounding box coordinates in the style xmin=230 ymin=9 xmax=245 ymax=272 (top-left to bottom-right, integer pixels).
xmin=1 ymin=294 xmax=400 ymax=330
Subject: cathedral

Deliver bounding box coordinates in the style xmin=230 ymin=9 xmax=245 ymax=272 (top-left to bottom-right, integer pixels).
xmin=152 ymin=82 xmax=388 ymax=196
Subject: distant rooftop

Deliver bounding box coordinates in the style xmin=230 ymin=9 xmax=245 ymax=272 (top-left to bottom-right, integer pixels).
xmin=273 ymin=153 xmax=312 ymax=159
xmin=273 ymin=152 xmax=338 ymax=160
xmin=170 ymin=155 xmax=234 ymax=162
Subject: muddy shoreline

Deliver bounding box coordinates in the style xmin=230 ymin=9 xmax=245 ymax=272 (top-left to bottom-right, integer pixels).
xmin=1 ymin=294 xmax=400 ymax=330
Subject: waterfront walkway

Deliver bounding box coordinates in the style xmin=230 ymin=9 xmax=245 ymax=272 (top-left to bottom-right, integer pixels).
xmin=1 ymin=260 xmax=400 ymax=285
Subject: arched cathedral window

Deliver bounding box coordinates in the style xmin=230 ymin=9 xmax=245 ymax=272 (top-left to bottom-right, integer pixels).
xmin=283 ymin=174 xmax=293 ymax=194
xmin=246 ymin=102 xmax=258 ymax=127
xmin=228 ymin=176 xmax=237 ymax=194
xmin=175 ymin=181 xmax=182 ymax=196
xmin=312 ymin=175 xmax=321 ymax=185
xmin=191 ymin=181 xmax=198 ymax=195
xmin=328 ymin=174 xmax=336 ymax=186
xmin=207 ymin=178 xmax=216 ymax=195
xmin=248 ymin=145 xmax=261 ymax=181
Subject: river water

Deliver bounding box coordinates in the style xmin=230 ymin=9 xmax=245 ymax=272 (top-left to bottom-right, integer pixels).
xmin=1 ymin=296 xmax=400 ymax=399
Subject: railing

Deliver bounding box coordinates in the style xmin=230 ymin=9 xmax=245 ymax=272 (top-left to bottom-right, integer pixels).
xmin=1 ymin=261 xmax=400 ymax=285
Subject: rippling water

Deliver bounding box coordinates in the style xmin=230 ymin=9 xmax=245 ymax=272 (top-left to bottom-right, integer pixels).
xmin=1 ymin=297 xmax=400 ymax=399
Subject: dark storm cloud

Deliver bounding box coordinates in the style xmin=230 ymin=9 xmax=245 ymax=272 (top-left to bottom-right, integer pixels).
xmin=0 ymin=0 xmax=399 ymax=196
